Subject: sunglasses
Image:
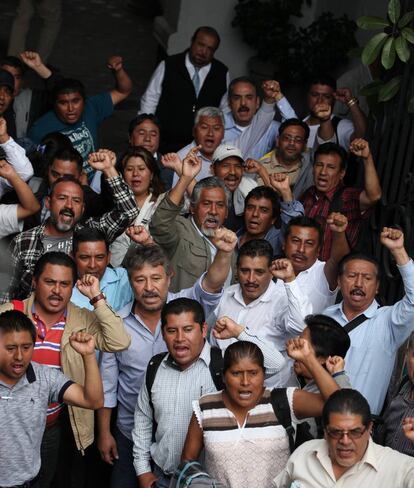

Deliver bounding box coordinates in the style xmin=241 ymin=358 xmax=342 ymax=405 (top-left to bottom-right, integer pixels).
xmin=325 ymin=426 xmax=367 ymax=439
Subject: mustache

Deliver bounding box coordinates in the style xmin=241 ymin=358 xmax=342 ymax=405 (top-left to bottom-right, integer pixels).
xmin=202 ymin=215 xmax=219 ymax=225
xmin=350 ymin=288 xmax=366 ymax=296
xmin=48 ymin=294 xmax=63 ymax=301
xmin=244 ymin=282 xmax=259 ymax=288
xmin=238 ymin=106 xmax=249 ymax=112
xmin=59 ymin=208 xmax=74 ymax=218
xmin=142 ymin=292 xmax=160 ymax=298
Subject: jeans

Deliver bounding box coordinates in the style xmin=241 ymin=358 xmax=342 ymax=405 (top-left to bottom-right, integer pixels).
xmin=39 ymin=422 xmax=61 ymax=488
xmin=110 ymin=427 xmax=136 ymax=488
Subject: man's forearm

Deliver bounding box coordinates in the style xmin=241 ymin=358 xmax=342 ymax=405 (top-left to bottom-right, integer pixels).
xmin=325 ymin=232 xmax=350 ymax=290
xmin=113 ymin=68 xmax=133 ymax=95
xmin=305 ymin=356 xmax=339 ymax=400
xmin=82 ymin=354 xmax=104 ymax=409
xmin=363 ymin=155 xmax=382 ymax=205
xmin=350 ymin=104 xmax=367 ymax=139
xmin=202 ymin=250 xmax=232 ymax=292
xmin=97 ymin=407 xmax=113 ymax=435
xmin=9 ymin=175 xmax=40 ymax=217
xmin=169 ymin=175 xmax=193 ymax=206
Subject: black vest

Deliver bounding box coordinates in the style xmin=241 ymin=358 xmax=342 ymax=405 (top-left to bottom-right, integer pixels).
xmin=156 ymin=51 xmax=228 ymax=152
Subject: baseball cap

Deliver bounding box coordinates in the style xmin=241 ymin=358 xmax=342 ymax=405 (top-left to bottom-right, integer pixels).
xmin=0 ymin=70 xmax=14 ymax=94
xmin=212 ymin=144 xmax=244 ymax=164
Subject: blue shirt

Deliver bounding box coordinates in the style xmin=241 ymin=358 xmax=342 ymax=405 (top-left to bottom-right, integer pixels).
xmin=28 ymin=93 xmax=113 ymax=181
xmin=323 ymin=260 xmax=414 ymax=414
xmin=100 ymin=274 xmax=222 ymax=440
xmin=223 ymin=97 xmax=296 ymax=160
xmin=70 ymin=266 xmax=133 ymax=312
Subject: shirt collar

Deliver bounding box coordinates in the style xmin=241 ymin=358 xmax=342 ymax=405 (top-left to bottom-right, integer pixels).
xmin=338 ymin=298 xmax=380 ymax=319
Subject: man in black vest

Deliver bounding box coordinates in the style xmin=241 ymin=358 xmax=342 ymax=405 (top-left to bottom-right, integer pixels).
xmin=139 ymin=26 xmax=229 ymax=153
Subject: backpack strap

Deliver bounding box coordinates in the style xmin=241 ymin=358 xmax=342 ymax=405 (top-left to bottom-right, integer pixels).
xmin=209 ymin=347 xmax=224 ymax=391
xmin=145 ymin=352 xmax=168 ymax=442
xmin=331 ymin=115 xmax=341 ymax=144
xmin=270 ymin=388 xmax=295 ymax=453
xmin=343 ymin=314 xmax=368 ymax=334
xmin=11 ymin=299 xmax=24 ymax=312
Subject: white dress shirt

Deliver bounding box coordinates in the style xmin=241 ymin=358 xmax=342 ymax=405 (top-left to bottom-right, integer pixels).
xmin=210 ymin=279 xmax=312 ymax=387
xmin=139 ymin=53 xmax=230 ymax=114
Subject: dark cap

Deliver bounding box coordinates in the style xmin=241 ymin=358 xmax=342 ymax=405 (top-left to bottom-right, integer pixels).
xmin=0 ymin=70 xmax=14 ymax=94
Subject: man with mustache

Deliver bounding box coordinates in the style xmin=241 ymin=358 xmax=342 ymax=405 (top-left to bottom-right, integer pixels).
xmin=6 ymin=149 xmax=139 ymax=301
xmin=173 ymin=79 xmax=284 ymax=185
xmin=150 ymin=146 xmax=237 ymax=292
xmin=210 ymin=238 xmax=312 ymax=387
xmin=0 ymin=251 xmax=130 ymax=487
xmin=139 ymin=26 xmax=229 ymax=154
xmin=223 ymin=77 xmax=296 ymax=160
xmin=97 ymin=232 xmax=236 ymax=487
xmin=323 ymin=228 xmax=414 ymax=415
xmin=301 ymin=140 xmax=381 ymax=261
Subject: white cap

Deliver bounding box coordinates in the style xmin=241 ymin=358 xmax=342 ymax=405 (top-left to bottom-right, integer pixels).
xmin=212 ymin=144 xmax=244 ymax=164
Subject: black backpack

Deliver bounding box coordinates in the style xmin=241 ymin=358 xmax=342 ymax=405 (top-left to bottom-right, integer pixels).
xmin=145 ymin=347 xmax=224 ymax=441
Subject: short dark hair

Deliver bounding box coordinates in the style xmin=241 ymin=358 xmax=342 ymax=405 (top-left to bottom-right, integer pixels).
xmin=228 ymin=76 xmax=258 ymax=98
xmin=278 ymin=118 xmax=310 ymax=141
xmin=161 ymin=298 xmax=205 ymax=329
xmin=52 ymin=78 xmax=85 ymax=104
xmin=1 ymin=56 xmax=25 ymax=74
xmin=73 ymin=228 xmax=109 ymax=255
xmin=308 ymin=74 xmax=337 ymax=91
xmin=245 ymin=186 xmax=280 ymax=219
xmin=314 ymin=142 xmax=348 ymax=171
xmin=337 ymin=252 xmax=381 ymax=281
xmin=49 ymin=175 xmax=84 ymax=199
xmin=322 ymin=389 xmax=372 ymax=429
xmin=50 ymin=147 xmax=83 ymax=173
xmin=223 ymin=341 xmax=265 ymax=374
xmin=237 ymin=239 xmax=273 ymax=267
xmin=33 ymin=252 xmax=77 ymax=285
xmin=128 ymin=113 xmax=161 ymax=138
xmin=119 ymin=145 xmax=164 ymax=198
xmin=305 ymin=314 xmax=350 ymax=359
xmin=124 ymin=244 xmax=172 ymax=278
xmin=0 ymin=310 xmax=36 ymax=343
xmin=285 ymin=216 xmax=323 ymax=247
xmin=191 ymin=26 xmax=221 ymax=47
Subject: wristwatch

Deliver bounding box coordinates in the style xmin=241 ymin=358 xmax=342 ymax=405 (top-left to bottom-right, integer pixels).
xmin=89 ymin=292 xmax=106 ymax=305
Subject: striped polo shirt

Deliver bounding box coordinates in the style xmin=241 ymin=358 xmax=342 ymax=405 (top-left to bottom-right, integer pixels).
xmin=31 ymin=305 xmax=66 ymax=425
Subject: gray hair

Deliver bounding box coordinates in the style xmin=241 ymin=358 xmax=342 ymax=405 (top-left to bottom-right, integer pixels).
xmin=191 ymin=176 xmax=231 ymax=206
xmin=195 ymin=106 xmax=225 ymax=126
xmin=124 ymin=244 xmax=172 ymax=278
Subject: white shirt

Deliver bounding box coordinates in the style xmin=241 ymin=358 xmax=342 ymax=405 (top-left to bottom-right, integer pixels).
xmin=304 ymin=114 xmax=354 ymax=151
xmin=139 ymin=53 xmax=230 ymax=114
xmin=0 ymin=137 xmax=34 ymax=198
xmin=273 ymin=438 xmax=414 ymax=488
xmin=0 ymin=204 xmax=22 ymax=238
xmin=210 ymin=279 xmax=312 ymax=387
xmin=274 ymin=259 xmax=337 ymax=314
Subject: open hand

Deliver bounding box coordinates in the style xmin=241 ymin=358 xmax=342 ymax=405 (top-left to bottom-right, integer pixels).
xmin=161 ymin=153 xmax=182 ymax=176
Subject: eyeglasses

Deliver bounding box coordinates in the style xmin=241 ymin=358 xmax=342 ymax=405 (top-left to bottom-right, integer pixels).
xmin=325 ymin=426 xmax=367 ymax=439
xmin=280 ymin=134 xmax=305 ymax=144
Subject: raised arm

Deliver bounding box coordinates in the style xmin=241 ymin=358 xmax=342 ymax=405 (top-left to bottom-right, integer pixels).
xmin=286 ymin=338 xmax=340 ymax=419
xmin=87 ymin=149 xmax=139 ymax=243
xmin=202 ymin=228 xmax=237 ymax=293
xmin=349 ymin=139 xmax=382 ymax=211
xmin=139 ymin=61 xmax=165 ymax=114
xmin=324 ymin=212 xmax=349 ymax=291
xmin=107 ymin=55 xmax=133 ymax=106
xmin=20 ymin=50 xmax=52 ymax=79
xmin=0 ymin=161 xmax=40 ymax=220
xmin=334 ymin=88 xmax=367 ymax=140
xmin=213 ymin=316 xmax=286 ymax=376
xmin=62 ymin=332 xmax=104 ymax=409
xmin=76 ymin=274 xmax=131 ymax=351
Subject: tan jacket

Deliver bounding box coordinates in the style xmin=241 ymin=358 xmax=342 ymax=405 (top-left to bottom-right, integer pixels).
xmin=0 ymin=294 xmax=131 ymax=452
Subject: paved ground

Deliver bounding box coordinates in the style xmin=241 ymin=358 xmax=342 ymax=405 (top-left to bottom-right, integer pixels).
xmin=0 ymin=0 xmax=159 ymax=152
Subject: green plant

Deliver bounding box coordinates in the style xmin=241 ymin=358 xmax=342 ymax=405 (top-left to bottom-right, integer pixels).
xmin=232 ymin=0 xmax=357 ymax=83
xmin=357 ymin=0 xmax=414 ymax=108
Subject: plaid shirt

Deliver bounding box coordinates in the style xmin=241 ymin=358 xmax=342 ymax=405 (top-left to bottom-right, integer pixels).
xmin=301 ymin=184 xmax=370 ymax=261
xmin=6 ymin=175 xmax=139 ymax=301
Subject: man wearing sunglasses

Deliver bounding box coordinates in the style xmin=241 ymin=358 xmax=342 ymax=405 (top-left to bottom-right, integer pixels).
xmin=273 ymin=389 xmax=414 ymax=487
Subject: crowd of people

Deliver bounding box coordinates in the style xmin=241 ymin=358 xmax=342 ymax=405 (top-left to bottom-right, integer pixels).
xmin=1 ymin=22 xmax=414 ymax=488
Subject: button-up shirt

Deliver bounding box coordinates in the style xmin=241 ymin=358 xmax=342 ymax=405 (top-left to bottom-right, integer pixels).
xmin=210 ymin=279 xmax=312 ymax=387
xmin=323 ymin=260 xmax=414 ymax=414
xmin=101 ymin=274 xmax=222 ymax=440
xmin=71 ymin=266 xmax=133 ymax=312
xmin=301 ymin=184 xmax=368 ymax=261
xmin=273 ymin=438 xmax=414 ymax=488
xmin=274 ymin=259 xmax=337 ymax=314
